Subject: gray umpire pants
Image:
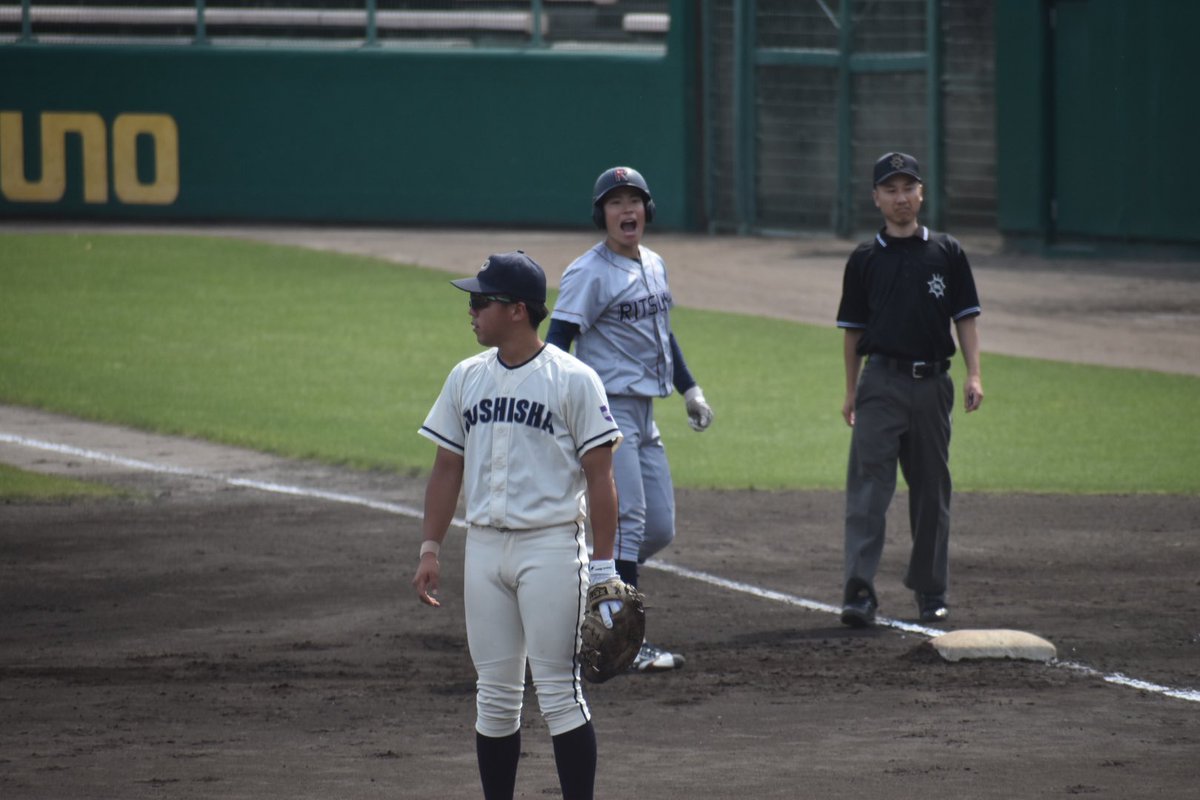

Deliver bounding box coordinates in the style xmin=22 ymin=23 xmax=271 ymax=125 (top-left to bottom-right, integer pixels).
xmin=843 ymin=356 xmax=953 ymax=604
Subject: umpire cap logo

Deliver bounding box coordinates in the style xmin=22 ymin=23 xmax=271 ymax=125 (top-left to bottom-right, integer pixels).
xmin=873 ymin=151 xmax=922 ymax=185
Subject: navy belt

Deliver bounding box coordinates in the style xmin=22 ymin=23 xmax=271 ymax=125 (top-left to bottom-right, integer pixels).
xmin=870 ymin=355 xmax=951 ymax=379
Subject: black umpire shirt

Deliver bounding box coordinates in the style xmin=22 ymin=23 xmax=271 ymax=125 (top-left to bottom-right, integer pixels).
xmin=836 ymin=226 xmax=982 ymax=362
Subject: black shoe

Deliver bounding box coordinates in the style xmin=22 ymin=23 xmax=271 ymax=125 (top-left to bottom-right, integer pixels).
xmin=916 ymin=593 xmax=950 ymax=623
xmin=840 ymin=593 xmax=877 ymax=627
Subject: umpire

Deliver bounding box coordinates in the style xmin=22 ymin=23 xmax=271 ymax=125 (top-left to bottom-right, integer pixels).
xmin=835 ymin=152 xmax=984 ymax=627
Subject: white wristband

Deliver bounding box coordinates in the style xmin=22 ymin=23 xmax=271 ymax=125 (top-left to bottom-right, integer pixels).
xmin=419 ymin=540 xmax=441 ymax=559
xmin=587 ymin=558 xmax=617 ymax=584
xmin=684 ymin=385 xmax=705 ymax=403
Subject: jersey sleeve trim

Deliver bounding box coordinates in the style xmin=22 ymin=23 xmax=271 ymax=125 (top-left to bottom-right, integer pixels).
xmin=837 ymin=320 xmax=868 ymax=329
xmin=418 ymin=426 xmax=464 ymax=454
xmin=550 ymin=307 xmax=588 ymax=326
xmin=577 ymin=427 xmax=622 ymax=455
xmin=952 ymin=306 xmax=982 ymax=321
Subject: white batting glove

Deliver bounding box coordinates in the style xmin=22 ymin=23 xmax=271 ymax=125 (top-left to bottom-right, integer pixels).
xmin=587 ymin=559 xmax=623 ymax=629
xmin=684 ymin=386 xmax=714 ymax=432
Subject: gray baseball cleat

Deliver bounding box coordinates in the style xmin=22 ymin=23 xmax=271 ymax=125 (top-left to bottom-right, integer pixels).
xmin=629 ymin=641 xmax=686 ymax=672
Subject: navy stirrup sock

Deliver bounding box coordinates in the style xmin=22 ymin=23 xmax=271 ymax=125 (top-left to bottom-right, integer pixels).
xmin=476 ymin=729 xmax=521 ymax=800
xmin=615 ymin=559 xmax=639 ymax=588
xmin=552 ymin=721 xmax=597 ymax=800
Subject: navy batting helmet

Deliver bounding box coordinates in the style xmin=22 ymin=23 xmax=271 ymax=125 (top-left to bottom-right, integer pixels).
xmin=591 ymin=166 xmax=656 ymax=229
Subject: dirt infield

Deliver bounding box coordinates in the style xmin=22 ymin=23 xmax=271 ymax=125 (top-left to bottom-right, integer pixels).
xmin=2 ymin=225 xmax=1199 ymax=799
xmin=1 ymin=412 xmax=1198 ymax=799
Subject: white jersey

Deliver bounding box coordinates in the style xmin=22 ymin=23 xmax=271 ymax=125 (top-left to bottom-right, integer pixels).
xmin=419 ymin=343 xmax=622 ymax=530
xmin=551 ymin=242 xmax=675 ymax=398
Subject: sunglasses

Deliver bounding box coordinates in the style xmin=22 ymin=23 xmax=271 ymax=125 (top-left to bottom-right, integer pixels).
xmin=469 ymin=293 xmax=516 ymax=310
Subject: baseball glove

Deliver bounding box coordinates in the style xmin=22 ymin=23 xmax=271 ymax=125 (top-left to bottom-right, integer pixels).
xmin=579 ymin=578 xmax=646 ymax=683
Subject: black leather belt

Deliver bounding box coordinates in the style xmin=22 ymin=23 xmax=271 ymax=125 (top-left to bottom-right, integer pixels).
xmin=870 ymin=355 xmax=951 ymax=379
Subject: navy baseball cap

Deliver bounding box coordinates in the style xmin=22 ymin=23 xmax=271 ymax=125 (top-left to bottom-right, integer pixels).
xmin=451 ymin=251 xmax=547 ymax=305
xmin=873 ymin=152 xmax=923 ymax=185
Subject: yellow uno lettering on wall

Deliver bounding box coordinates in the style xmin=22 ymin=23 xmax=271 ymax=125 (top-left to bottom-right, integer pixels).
xmin=112 ymin=114 xmax=179 ymax=205
xmin=0 ymin=111 xmax=179 ymax=205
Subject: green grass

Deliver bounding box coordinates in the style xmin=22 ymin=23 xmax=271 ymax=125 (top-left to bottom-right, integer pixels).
xmin=1 ymin=232 xmax=1197 ymax=495
xmin=0 ymin=462 xmax=124 ymax=501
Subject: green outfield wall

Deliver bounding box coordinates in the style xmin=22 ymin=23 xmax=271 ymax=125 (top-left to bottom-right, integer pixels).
xmin=0 ymin=5 xmax=697 ymax=228
xmin=996 ymin=0 xmax=1200 ymax=246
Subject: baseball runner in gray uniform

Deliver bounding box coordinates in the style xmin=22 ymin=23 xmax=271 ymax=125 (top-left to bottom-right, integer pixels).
xmin=546 ymin=166 xmax=714 ymax=672
xmin=412 ymin=251 xmax=623 ymax=800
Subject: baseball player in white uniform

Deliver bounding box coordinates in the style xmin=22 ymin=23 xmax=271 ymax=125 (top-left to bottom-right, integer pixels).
xmin=546 ymin=166 xmax=714 ymax=673
xmin=412 ymin=251 xmax=623 ymax=800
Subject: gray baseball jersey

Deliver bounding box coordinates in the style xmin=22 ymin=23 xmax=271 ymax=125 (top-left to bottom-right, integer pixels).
xmin=551 ymin=242 xmax=675 ymax=398
xmin=419 ymin=343 xmax=622 ymax=530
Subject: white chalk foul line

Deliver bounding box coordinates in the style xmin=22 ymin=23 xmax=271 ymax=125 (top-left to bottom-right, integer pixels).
xmin=648 ymin=560 xmax=945 ymax=636
xmin=650 ymin=560 xmax=1200 ymax=704
xmin=0 ymin=432 xmax=444 ymax=523
xmin=4 ymin=431 xmax=1198 ymax=705
xmin=1053 ymin=661 xmax=1200 ymax=703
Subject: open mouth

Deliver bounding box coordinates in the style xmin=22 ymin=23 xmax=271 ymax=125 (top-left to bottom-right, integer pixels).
xmin=620 ymin=219 xmax=638 ymax=233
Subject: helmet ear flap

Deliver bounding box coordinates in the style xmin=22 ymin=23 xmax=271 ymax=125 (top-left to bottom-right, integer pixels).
xmin=644 ymin=198 xmax=656 ymax=224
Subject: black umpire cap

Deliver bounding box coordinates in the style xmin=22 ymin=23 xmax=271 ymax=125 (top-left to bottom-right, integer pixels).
xmin=873 ymin=152 xmax=923 ymax=185
xmin=451 ymin=251 xmax=547 ymax=305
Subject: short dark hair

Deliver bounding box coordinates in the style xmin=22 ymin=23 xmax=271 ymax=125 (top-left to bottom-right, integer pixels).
xmin=525 ymin=301 xmax=549 ymax=329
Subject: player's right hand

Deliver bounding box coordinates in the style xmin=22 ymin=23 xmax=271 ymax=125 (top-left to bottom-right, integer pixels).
xmin=412 ymin=557 xmax=442 ymax=607
xmin=842 ymin=394 xmax=856 ymax=427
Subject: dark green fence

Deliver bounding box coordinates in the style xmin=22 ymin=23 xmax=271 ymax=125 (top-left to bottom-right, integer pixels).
xmin=702 ymin=0 xmax=996 ymax=237
xmin=0 ymin=0 xmax=694 ymax=228
xmin=5 ymin=0 xmax=1197 ymax=249
xmin=997 ymin=0 xmax=1200 ymax=246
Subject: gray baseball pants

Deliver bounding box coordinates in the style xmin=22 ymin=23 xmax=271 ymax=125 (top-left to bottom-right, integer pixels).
xmin=609 ymin=395 xmax=676 ymax=564
xmin=843 ymin=356 xmax=953 ymax=604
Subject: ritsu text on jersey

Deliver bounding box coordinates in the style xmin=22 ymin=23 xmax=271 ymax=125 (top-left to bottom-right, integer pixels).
xmin=618 ymin=291 xmax=673 ymax=322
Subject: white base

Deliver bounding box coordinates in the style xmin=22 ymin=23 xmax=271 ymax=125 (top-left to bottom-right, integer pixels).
xmin=930 ymin=629 xmax=1057 ymax=663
